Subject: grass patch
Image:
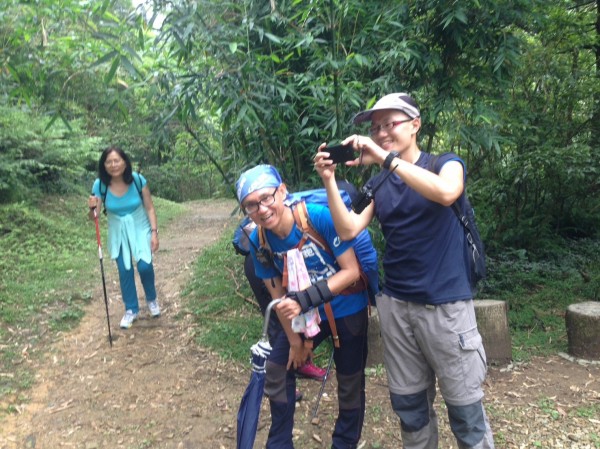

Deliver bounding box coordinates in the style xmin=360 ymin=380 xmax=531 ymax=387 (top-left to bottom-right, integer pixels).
xmin=573 ymin=403 xmax=600 ymax=419
xmin=0 ymin=193 xmax=185 ymax=411
xmin=185 ymin=229 xmax=262 ymax=362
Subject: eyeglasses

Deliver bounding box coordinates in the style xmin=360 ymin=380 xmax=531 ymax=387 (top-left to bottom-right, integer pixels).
xmin=243 ymin=188 xmax=278 ymax=214
xmin=104 ymin=159 xmax=123 ymax=167
xmin=369 ymin=119 xmax=413 ymax=136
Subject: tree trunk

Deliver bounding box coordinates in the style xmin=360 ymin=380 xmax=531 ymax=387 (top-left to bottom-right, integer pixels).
xmin=566 ymin=301 xmax=600 ymax=360
xmin=473 ymin=299 xmax=512 ymax=365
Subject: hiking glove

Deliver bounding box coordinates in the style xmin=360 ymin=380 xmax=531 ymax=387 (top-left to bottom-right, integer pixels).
xmin=288 ymin=279 xmax=334 ymax=313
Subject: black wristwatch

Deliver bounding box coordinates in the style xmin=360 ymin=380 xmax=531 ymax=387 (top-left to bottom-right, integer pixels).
xmin=382 ymin=151 xmax=400 ymax=170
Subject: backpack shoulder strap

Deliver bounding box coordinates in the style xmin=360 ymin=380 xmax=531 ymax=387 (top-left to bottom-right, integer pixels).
xmin=427 ymin=155 xmax=480 ymax=249
xmin=294 ymin=200 xmax=368 ymax=293
xmin=100 ymin=181 xmax=108 ymax=215
xmin=426 ymin=153 xmax=463 ymax=220
xmin=292 ymin=202 xmax=342 ymax=348
xmin=258 ymin=225 xmax=269 ymax=253
xmin=427 ymin=154 xmax=440 ymax=173
xmin=132 ymin=172 xmax=144 ymax=201
xmin=100 ymin=181 xmax=107 ymax=201
xmin=291 ymin=201 xmax=331 ymax=254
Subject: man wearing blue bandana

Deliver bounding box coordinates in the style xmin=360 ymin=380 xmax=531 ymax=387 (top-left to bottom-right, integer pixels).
xmin=236 ymin=164 xmax=369 ymax=449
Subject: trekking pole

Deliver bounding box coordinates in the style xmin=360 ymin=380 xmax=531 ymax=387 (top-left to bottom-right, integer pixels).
xmin=311 ymin=346 xmax=335 ymax=425
xmin=92 ymin=207 xmax=113 ymax=347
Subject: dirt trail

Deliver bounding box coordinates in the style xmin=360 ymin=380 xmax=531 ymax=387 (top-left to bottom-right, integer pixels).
xmin=1 ymin=198 xmax=599 ymax=449
xmin=0 ymin=199 xmax=247 ymax=449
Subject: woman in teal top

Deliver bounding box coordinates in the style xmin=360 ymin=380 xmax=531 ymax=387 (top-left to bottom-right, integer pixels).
xmin=87 ymin=146 xmax=161 ymax=329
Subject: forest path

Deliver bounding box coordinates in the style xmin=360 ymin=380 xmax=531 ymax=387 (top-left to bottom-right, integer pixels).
xmin=0 ymin=199 xmax=247 ymax=449
xmin=1 ymin=198 xmax=599 ymax=449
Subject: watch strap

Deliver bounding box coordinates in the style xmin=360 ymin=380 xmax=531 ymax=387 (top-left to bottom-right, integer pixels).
xmin=382 ymin=151 xmax=400 ymax=170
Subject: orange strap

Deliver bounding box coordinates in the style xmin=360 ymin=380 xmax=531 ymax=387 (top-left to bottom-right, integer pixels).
xmin=293 ymin=201 xmax=368 ymax=295
xmin=292 ymin=202 xmax=329 ymax=252
xmin=323 ymin=303 xmax=340 ymax=348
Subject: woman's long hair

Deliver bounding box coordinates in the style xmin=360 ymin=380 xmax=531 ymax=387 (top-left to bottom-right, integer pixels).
xmin=98 ymin=146 xmax=134 ymax=187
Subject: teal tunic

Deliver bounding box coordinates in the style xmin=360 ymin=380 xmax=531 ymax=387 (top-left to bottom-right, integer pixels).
xmin=91 ymin=173 xmax=151 ymax=270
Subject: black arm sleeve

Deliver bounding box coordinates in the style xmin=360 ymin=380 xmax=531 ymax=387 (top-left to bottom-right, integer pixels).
xmin=288 ymin=279 xmax=334 ymax=314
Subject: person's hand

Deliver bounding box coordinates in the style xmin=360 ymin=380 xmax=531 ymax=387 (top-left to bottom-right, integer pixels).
xmin=277 ymin=297 xmax=301 ymax=320
xmin=341 ymin=134 xmax=387 ymax=167
xmin=287 ymin=340 xmax=311 ymax=370
xmin=88 ymin=196 xmax=99 ymax=210
xmin=313 ymin=142 xmax=337 ymax=181
xmin=151 ymin=233 xmax=159 ymax=252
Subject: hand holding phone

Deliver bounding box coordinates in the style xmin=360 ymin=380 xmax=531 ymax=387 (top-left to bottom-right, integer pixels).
xmin=325 ymin=144 xmax=356 ymax=164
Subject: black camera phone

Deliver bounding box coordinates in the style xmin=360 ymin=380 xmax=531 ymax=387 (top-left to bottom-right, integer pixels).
xmin=325 ymin=144 xmax=355 ymax=164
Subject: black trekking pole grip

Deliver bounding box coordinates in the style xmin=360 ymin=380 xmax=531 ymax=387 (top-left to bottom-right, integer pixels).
xmin=93 ymin=208 xmax=113 ymax=347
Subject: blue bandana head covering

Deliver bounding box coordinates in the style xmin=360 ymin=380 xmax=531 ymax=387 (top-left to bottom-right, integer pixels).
xmin=236 ymin=165 xmax=283 ymax=203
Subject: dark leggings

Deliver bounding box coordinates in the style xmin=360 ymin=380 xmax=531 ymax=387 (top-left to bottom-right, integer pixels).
xmin=264 ymin=309 xmax=369 ymax=449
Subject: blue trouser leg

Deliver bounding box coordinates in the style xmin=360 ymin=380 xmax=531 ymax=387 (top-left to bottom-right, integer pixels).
xmin=137 ymin=258 xmax=156 ymax=302
xmin=323 ymin=311 xmax=368 ymax=449
xmin=116 ymin=249 xmax=139 ymax=313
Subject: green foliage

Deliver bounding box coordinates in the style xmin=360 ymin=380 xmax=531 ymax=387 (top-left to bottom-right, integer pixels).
xmin=481 ymin=239 xmax=600 ymax=360
xmin=0 ymin=105 xmax=102 ymax=202
xmin=3 ymin=0 xmax=600 ymax=258
xmin=149 ymin=0 xmax=600 ymax=256
xmin=0 ymin=195 xmax=99 ymax=407
xmin=140 ymin=130 xmax=228 ymax=201
xmin=538 ymin=397 xmax=561 ymax=420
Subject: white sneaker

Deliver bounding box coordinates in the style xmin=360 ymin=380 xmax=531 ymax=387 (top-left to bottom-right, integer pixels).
xmin=147 ymin=300 xmax=161 ymax=318
xmin=120 ymin=310 xmax=138 ymax=329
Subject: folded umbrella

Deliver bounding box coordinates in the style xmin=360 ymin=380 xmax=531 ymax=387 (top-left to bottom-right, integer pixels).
xmin=236 ymin=299 xmax=281 ymax=449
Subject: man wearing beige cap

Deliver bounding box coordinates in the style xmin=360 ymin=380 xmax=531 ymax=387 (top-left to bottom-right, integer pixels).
xmin=314 ymin=93 xmax=495 ymax=449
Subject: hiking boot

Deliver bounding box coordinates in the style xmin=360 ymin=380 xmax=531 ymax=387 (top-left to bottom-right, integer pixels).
xmin=296 ymin=360 xmax=326 ymax=381
xmin=147 ymin=300 xmax=161 ymax=318
xmin=119 ymin=310 xmax=138 ymax=329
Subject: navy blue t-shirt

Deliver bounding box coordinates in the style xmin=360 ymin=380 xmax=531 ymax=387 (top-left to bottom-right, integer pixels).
xmin=366 ymin=152 xmax=472 ymax=304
